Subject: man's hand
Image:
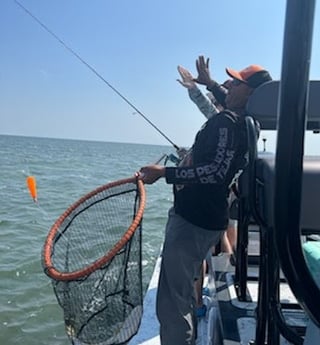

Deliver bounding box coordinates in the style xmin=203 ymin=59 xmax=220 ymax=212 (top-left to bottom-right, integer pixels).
xmin=193 ymin=55 xmax=214 ymax=87
xmin=177 ymin=65 xmax=196 ymax=89
xmin=138 ymin=165 xmax=165 ymax=184
xmin=176 ymin=147 xmax=188 ymax=159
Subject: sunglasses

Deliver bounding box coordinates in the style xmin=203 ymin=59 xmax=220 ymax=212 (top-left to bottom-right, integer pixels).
xmin=231 ymin=79 xmax=247 ymax=86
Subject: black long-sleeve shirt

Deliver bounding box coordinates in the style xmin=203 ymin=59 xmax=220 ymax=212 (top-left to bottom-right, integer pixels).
xmin=207 ymin=81 xmax=228 ymax=108
xmin=165 ymin=110 xmax=248 ymax=230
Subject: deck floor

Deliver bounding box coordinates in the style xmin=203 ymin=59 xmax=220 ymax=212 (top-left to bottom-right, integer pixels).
xmin=129 ymin=228 xmax=313 ymax=345
xmin=212 ymin=249 xmax=310 ymax=345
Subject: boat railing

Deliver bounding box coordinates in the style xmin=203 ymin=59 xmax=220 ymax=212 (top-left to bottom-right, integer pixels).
xmin=274 ymin=0 xmax=320 ymax=341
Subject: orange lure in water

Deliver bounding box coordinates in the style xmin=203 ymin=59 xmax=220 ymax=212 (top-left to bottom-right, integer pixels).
xmin=26 ymin=176 xmax=38 ymax=203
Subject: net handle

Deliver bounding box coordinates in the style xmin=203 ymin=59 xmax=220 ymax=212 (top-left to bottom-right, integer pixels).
xmin=43 ymin=176 xmax=146 ymax=281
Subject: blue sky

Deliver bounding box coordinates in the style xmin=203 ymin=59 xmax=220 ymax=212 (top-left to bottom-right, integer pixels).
xmin=1 ymin=0 xmax=320 ymax=153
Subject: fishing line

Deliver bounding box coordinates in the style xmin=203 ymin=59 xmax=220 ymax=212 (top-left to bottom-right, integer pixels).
xmin=14 ymin=0 xmax=180 ymax=151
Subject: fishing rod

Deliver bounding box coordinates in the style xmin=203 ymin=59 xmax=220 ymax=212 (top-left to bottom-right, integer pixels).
xmin=14 ymin=0 xmax=180 ymax=151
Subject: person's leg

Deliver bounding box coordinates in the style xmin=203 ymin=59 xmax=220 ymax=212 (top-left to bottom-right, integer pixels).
xmin=194 ymin=261 xmax=204 ymax=308
xmin=227 ymin=220 xmax=238 ymax=252
xmin=157 ymin=209 xmax=199 ymax=345
xmin=156 ymin=208 xmax=224 ymax=345
xmin=193 ymin=260 xmax=207 ymax=317
xmin=220 ymin=231 xmax=233 ymax=253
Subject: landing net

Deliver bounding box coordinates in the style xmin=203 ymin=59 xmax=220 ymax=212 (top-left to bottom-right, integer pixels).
xmin=42 ymin=176 xmax=146 ymax=345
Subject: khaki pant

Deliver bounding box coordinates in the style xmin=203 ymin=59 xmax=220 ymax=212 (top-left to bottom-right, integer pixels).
xmin=156 ymin=207 xmax=224 ymax=345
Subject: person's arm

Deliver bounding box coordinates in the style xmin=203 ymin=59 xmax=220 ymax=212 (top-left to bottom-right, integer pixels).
xmin=193 ymin=56 xmax=227 ymax=107
xmin=206 ymin=81 xmax=227 ymax=108
xmin=188 ymin=87 xmax=219 ymax=119
xmin=177 ymin=65 xmax=219 ymax=118
xmin=140 ymin=113 xmax=240 ymax=185
xmin=138 ymin=165 xmax=165 ymax=184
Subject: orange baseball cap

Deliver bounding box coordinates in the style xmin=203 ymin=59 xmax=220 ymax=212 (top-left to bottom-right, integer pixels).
xmin=226 ymin=65 xmax=272 ymax=88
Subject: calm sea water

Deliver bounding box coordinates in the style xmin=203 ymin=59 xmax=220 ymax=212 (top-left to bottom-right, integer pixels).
xmin=0 ymin=134 xmax=174 ymax=345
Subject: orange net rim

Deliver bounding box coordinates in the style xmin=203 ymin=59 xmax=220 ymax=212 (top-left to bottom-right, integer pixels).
xmin=43 ymin=176 xmax=146 ymax=281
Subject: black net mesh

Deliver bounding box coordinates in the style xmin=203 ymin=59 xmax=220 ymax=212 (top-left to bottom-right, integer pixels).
xmin=43 ymin=181 xmax=144 ymax=345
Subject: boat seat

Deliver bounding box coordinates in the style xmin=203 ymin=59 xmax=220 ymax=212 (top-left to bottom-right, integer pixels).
xmin=255 ymin=155 xmax=320 ymax=234
xmin=238 ymin=80 xmax=320 ymax=345
xmin=246 ymin=80 xmax=320 ymax=131
xmin=244 ymin=79 xmax=320 ymax=231
xmin=255 ymin=154 xmax=320 ymax=298
xmin=233 ymin=80 xmax=320 ymax=303
xmin=240 ymin=79 xmax=320 ymax=225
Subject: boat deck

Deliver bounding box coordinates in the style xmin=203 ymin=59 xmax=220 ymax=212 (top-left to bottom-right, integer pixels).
xmin=129 ymin=227 xmax=312 ymax=345
xmin=212 ymin=254 xmax=308 ymax=345
xmin=129 ymin=253 xmax=223 ymax=345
